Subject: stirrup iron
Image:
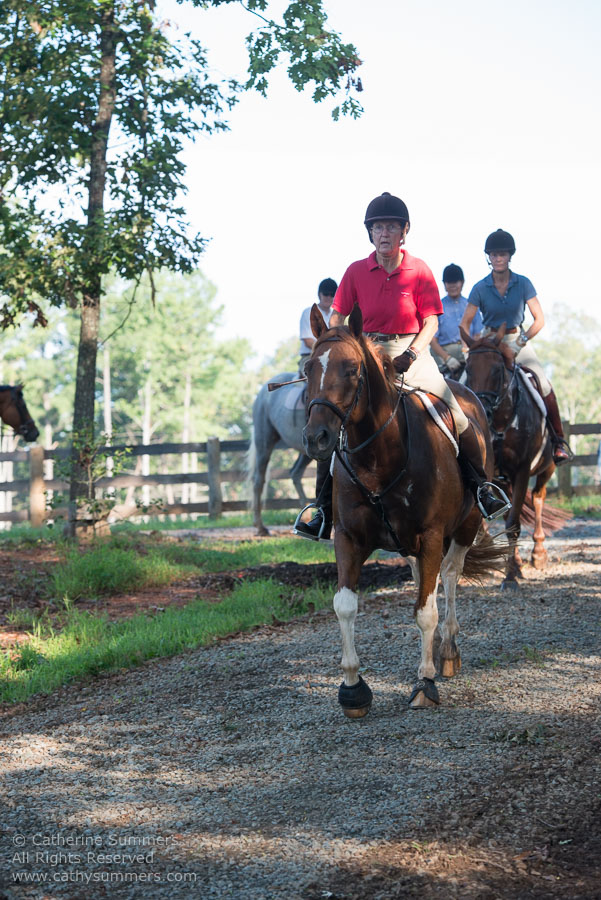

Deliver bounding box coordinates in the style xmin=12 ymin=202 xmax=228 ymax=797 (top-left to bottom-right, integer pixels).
xmin=477 ymin=482 xmax=511 ymax=521
xmin=293 ymin=503 xmax=329 ymax=541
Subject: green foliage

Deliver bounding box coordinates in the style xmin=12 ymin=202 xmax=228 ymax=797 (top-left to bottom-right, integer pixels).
xmin=0 ymin=0 xmax=361 ymax=321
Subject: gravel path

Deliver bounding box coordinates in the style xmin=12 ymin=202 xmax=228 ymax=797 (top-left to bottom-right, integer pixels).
xmin=1 ymin=521 xmax=600 ymax=899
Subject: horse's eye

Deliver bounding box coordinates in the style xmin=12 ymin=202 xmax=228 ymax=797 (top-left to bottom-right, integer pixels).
xmin=344 ymin=368 xmax=358 ymax=378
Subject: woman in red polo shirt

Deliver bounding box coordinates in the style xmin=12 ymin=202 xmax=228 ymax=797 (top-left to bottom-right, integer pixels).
xmin=294 ymin=192 xmax=509 ymax=541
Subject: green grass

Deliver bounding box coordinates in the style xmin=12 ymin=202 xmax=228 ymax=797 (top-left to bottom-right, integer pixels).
xmin=112 ymin=509 xmax=296 ymax=533
xmin=552 ymin=493 xmax=601 ymax=519
xmin=0 ymin=578 xmax=334 ymax=704
xmin=48 ymin=535 xmax=335 ymax=602
xmin=51 ymin=544 xmax=199 ymax=601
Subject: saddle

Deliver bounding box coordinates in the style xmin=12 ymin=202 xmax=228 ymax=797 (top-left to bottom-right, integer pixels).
xmin=517 ymin=366 xmax=547 ymax=418
xmin=405 ymin=388 xmax=459 ymax=456
xmin=283 ymin=381 xmax=307 ymax=412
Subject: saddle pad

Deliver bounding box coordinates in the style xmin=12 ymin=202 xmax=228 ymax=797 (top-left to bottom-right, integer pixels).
xmin=283 ymin=382 xmax=307 ymax=411
xmin=413 ymin=390 xmax=459 ymax=456
xmin=517 ymin=368 xmax=547 ymax=418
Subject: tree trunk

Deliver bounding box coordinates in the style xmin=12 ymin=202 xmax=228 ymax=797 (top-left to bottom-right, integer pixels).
xmin=67 ymin=4 xmax=117 ymax=538
xmin=141 ymin=376 xmax=152 ymax=508
xmin=181 ymin=370 xmax=191 ymax=509
xmin=103 ymin=345 xmax=114 ymax=492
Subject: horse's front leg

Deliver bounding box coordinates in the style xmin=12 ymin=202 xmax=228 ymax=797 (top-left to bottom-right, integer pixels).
xmin=333 ymin=529 xmax=373 ymax=719
xmin=409 ymin=534 xmax=443 ymax=709
xmin=531 ymin=461 xmax=554 ymax=569
xmin=503 ymin=466 xmax=530 ymax=589
xmin=439 ymin=537 xmax=471 ymax=677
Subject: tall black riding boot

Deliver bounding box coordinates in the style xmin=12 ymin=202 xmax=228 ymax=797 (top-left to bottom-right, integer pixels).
xmin=457 ymin=423 xmax=511 ymax=521
xmin=294 ymin=456 xmax=333 ymax=541
xmin=543 ymin=389 xmax=572 ymax=466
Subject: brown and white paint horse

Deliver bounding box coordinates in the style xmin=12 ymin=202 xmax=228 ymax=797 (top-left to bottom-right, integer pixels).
xmin=0 ymin=385 xmax=39 ymax=443
xmin=460 ymin=325 xmax=555 ymax=588
xmin=303 ymin=303 xmax=507 ymax=716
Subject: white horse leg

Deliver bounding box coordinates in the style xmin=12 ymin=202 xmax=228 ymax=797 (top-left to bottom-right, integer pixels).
xmin=439 ymin=539 xmax=468 ymax=677
xmin=333 ymin=587 xmax=360 ymax=686
xmin=416 ymin=577 xmax=440 ymax=682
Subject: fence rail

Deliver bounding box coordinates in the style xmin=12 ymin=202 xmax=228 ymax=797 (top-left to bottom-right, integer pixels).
xmin=0 ymin=421 xmax=599 ymax=526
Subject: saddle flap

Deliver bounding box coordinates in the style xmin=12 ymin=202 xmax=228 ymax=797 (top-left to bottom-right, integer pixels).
xmin=283 ymin=382 xmax=307 ymax=411
xmin=408 ymin=389 xmax=459 ymax=455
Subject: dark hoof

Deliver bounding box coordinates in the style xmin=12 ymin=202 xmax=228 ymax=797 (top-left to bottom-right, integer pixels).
xmin=408 ymin=677 xmax=440 ymax=708
xmin=338 ymin=675 xmax=373 ymax=719
xmin=501 ymin=579 xmax=520 ymax=592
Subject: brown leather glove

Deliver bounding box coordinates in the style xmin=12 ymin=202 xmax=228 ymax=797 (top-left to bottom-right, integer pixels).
xmin=393 ymin=349 xmax=417 ymax=373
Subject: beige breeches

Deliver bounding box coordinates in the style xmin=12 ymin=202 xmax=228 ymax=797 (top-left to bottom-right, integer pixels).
xmin=376 ymin=335 xmax=470 ymax=434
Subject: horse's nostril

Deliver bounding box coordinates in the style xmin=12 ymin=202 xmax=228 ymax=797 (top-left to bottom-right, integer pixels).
xmin=316 ymin=429 xmax=330 ymax=450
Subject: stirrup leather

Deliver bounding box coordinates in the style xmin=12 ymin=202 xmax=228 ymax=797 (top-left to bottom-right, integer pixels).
xmin=293 ymin=503 xmax=329 ymax=541
xmin=476 ymin=482 xmax=511 ymax=521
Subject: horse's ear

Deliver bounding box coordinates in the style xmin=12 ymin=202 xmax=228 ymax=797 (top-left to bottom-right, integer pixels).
xmin=310 ymin=303 xmax=328 ymax=338
xmin=493 ymin=323 xmax=507 ymax=345
xmin=348 ymin=302 xmax=363 ymax=338
xmin=459 ymin=326 xmax=473 ymax=348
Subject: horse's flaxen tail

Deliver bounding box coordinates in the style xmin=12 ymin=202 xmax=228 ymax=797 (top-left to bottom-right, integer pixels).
xmin=462 ymin=529 xmax=511 ymax=582
xmin=520 ymin=489 xmax=573 ymax=535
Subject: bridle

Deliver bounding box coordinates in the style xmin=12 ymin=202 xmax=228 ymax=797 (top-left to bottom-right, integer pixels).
xmin=466 ymin=346 xmax=517 ymax=421
xmin=305 ymin=336 xmax=411 ymax=555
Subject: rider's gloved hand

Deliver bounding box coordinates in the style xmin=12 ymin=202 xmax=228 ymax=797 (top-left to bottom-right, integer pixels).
xmin=393 ymin=349 xmax=417 ymax=373
xmin=445 ymin=356 xmax=461 ymax=373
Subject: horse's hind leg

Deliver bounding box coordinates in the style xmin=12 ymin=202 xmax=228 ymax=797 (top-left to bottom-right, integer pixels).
xmin=251 ymin=434 xmax=278 ymax=536
xmin=531 ymin=461 xmax=554 ymax=569
xmin=289 ymin=452 xmax=311 ymax=503
xmin=439 ymin=539 xmax=469 ymax=678
xmin=334 ymin=533 xmax=373 ymax=719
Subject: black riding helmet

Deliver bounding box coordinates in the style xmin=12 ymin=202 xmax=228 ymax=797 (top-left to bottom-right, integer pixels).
xmin=442 ymin=263 xmax=464 ymax=283
xmin=364 ymin=192 xmax=410 ymax=243
xmin=484 ymin=229 xmax=516 ymax=255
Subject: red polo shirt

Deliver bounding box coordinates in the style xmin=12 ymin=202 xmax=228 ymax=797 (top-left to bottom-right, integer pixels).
xmin=332 ymin=250 xmax=442 ymax=333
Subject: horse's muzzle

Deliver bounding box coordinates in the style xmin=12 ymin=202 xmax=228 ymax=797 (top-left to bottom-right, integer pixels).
xmin=302 ymin=424 xmax=337 ymax=461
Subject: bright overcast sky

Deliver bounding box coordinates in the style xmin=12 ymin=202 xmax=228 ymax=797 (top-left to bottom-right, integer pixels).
xmin=162 ymin=0 xmax=601 ymax=364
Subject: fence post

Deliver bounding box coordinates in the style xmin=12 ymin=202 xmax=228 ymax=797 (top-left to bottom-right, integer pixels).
xmin=29 ymin=444 xmax=45 ymax=527
xmin=557 ymin=420 xmax=572 ymax=498
xmin=207 ymin=436 xmax=223 ymax=519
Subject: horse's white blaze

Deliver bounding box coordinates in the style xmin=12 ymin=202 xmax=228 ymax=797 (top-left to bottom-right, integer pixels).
xmin=334 ymin=587 xmax=360 ymax=686
xmin=416 ymin=581 xmax=439 ymax=680
xmin=440 ymin=539 xmax=468 ymax=645
xmin=318 ymin=348 xmax=332 ymax=390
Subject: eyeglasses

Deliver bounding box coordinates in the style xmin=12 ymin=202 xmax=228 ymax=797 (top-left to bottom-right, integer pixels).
xmin=371 ymin=223 xmax=403 ymax=234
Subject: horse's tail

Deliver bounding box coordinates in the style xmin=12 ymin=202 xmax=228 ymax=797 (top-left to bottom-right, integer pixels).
xmin=520 ymin=489 xmax=573 ymax=535
xmin=462 ymin=528 xmax=511 ymax=582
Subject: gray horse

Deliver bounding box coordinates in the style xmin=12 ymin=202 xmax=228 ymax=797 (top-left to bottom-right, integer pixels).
xmin=248 ymin=372 xmax=312 ymax=535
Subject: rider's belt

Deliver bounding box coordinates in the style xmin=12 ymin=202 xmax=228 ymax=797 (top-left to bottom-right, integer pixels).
xmin=484 ymin=326 xmax=518 ymax=335
xmin=365 ymin=332 xmax=415 ymax=342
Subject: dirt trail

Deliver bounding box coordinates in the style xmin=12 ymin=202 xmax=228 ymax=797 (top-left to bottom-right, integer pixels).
xmin=1 ymin=520 xmax=600 ymax=899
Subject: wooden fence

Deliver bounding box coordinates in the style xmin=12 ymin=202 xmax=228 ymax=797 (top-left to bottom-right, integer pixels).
xmin=0 ymin=422 xmax=599 ymax=526
xmin=0 ymin=438 xmax=316 ymax=526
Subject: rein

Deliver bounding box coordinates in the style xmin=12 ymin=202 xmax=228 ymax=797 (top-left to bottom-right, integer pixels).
xmin=334 ymin=391 xmax=411 ymax=556
xmin=466 ymin=347 xmax=523 ymax=473
xmin=307 ymin=335 xmax=411 ymax=555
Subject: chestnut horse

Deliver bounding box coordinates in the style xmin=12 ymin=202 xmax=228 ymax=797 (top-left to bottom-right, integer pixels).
xmin=460 ymin=325 xmax=555 ymax=588
xmin=303 ymin=304 xmax=507 ymax=716
xmin=0 ymin=385 xmax=39 ymax=442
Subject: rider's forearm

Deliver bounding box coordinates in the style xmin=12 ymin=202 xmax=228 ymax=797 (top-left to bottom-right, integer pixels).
xmin=329 ymin=310 xmax=345 ymax=327
xmin=410 ymin=316 xmax=439 ymax=355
